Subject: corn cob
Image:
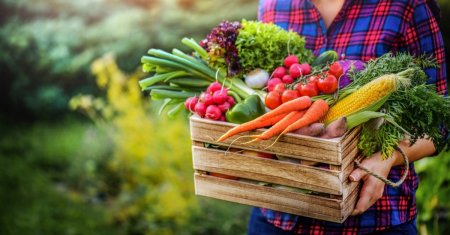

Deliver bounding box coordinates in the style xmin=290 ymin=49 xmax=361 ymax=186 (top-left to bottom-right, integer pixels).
xmin=323 ymin=74 xmax=410 ymax=124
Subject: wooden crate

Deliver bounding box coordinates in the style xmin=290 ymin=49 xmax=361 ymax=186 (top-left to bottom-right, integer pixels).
xmin=189 ymin=115 xmax=363 ymax=223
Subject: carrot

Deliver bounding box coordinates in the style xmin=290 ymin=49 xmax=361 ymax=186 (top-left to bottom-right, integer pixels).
xmin=250 ymin=110 xmax=305 ymax=140
xmin=254 ymin=96 xmax=312 ymax=122
xmin=281 ymin=99 xmax=329 ymax=135
xmin=217 ymin=113 xmax=289 ymax=142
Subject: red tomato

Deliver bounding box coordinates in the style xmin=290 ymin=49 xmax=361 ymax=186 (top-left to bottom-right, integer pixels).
xmin=329 ymin=62 xmax=344 ymax=78
xmin=307 ymin=75 xmax=319 ymax=85
xmin=281 ymin=89 xmax=300 ymax=103
xmin=265 ymin=91 xmax=282 ymax=109
xmin=298 ymin=82 xmax=319 ymax=97
xmin=317 ymin=74 xmax=338 ymax=94
xmin=273 ymin=83 xmax=286 ymax=94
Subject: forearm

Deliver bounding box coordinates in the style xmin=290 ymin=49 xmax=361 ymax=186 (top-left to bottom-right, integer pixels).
xmin=388 ymin=138 xmax=437 ymax=167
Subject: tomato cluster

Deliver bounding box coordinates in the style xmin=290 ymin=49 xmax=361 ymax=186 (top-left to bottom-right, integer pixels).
xmin=265 ymin=55 xmax=342 ymax=109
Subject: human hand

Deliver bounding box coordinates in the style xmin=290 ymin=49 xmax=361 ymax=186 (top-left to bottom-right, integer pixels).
xmin=349 ymin=152 xmax=397 ymax=216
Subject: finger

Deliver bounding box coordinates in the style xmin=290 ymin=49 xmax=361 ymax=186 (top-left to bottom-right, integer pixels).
xmin=351 ymin=181 xmax=376 ymax=216
xmin=349 ymin=167 xmax=367 ymax=182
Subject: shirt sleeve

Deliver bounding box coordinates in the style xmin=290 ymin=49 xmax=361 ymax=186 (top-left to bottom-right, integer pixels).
xmin=402 ymin=0 xmax=448 ymax=95
xmin=402 ymin=0 xmax=449 ymax=145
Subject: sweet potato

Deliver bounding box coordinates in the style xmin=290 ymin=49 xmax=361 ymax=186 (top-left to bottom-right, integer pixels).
xmin=292 ymin=122 xmax=325 ymax=137
xmin=319 ymin=117 xmax=347 ymax=139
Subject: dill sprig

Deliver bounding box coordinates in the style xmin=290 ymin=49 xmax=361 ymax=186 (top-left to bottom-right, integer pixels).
xmin=352 ymin=53 xmax=448 ymax=158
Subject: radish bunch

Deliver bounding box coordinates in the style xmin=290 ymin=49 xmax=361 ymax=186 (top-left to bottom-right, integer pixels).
xmin=185 ymin=82 xmax=236 ymax=121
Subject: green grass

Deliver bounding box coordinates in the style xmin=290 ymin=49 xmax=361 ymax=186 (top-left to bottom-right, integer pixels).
xmin=0 ymin=118 xmax=121 ymax=235
xmin=0 ymin=117 xmax=252 ymax=235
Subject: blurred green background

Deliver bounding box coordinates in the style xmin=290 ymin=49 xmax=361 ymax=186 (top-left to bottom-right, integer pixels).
xmin=0 ymin=0 xmax=449 ymax=235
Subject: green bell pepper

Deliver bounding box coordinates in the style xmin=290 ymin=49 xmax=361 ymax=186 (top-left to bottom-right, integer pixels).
xmin=225 ymin=94 xmax=265 ymax=124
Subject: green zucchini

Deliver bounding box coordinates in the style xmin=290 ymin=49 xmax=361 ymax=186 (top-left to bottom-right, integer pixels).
xmin=312 ymin=50 xmax=338 ymax=67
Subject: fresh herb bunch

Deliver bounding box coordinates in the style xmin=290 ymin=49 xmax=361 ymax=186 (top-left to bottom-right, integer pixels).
xmin=384 ymin=84 xmax=450 ymax=152
xmin=199 ymin=20 xmax=242 ymax=76
xmin=236 ymin=20 xmax=313 ymax=74
xmin=347 ymin=53 xmax=435 ymax=89
xmin=353 ymin=53 xmax=449 ymax=159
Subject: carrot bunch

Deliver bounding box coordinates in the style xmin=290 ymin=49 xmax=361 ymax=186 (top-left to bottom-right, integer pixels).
xmin=217 ymin=96 xmax=329 ymax=142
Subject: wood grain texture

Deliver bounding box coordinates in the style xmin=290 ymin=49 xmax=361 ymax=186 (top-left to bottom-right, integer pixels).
xmin=190 ymin=115 xmax=344 ymax=164
xmin=192 ymin=146 xmax=343 ymax=195
xmin=189 ymin=115 xmax=364 ymax=223
xmin=194 ymin=174 xmax=348 ymax=223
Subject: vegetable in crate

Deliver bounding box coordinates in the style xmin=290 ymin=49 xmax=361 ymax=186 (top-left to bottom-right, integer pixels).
xmin=225 ymin=94 xmax=265 ymax=124
xmin=139 ymin=37 xmax=261 ymax=118
xmin=236 ymin=20 xmax=313 ymax=74
xmin=200 ymin=20 xmax=313 ymax=77
xmin=185 ymin=82 xmax=237 ymax=121
xmin=320 ymin=53 xmax=450 ymax=159
xmin=199 ymin=20 xmax=242 ymax=76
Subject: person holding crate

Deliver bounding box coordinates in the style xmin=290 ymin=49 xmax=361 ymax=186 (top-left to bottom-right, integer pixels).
xmin=248 ymin=0 xmax=447 ymax=234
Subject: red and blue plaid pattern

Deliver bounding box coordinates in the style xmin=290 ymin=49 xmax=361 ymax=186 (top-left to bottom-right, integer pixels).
xmin=258 ymin=0 xmax=447 ymax=95
xmin=258 ymin=0 xmax=447 ymax=234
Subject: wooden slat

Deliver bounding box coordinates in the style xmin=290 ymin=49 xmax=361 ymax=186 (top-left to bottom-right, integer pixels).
xmin=341 ymin=182 xmax=361 ymax=222
xmin=193 ymin=146 xmax=343 ymax=195
xmin=190 ymin=115 xmax=342 ymax=146
xmin=195 ymin=174 xmax=346 ymax=223
xmin=342 ymin=147 xmax=362 ymax=170
xmin=190 ymin=115 xmax=364 ymax=223
xmin=190 ymin=116 xmax=343 ymax=164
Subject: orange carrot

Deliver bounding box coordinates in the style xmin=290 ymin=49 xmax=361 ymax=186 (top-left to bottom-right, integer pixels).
xmin=254 ymin=96 xmax=312 ymax=122
xmin=250 ymin=110 xmax=305 ymax=140
xmin=281 ymin=99 xmax=329 ymax=135
xmin=217 ymin=113 xmax=289 ymax=142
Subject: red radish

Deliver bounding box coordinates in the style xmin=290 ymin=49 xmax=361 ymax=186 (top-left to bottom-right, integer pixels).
xmin=282 ymin=74 xmax=294 ymax=84
xmin=199 ymin=92 xmax=214 ymax=106
xmin=218 ymin=102 xmax=231 ymax=112
xmin=207 ymin=82 xmax=223 ymax=94
xmin=184 ymin=97 xmax=198 ymax=112
xmin=205 ymin=105 xmax=222 ymax=120
xmin=289 ymin=64 xmax=302 ymax=78
xmin=194 ymin=102 xmax=207 ymax=117
xmin=220 ymin=115 xmax=226 ymax=122
xmin=271 ymin=66 xmax=287 ymax=79
xmin=284 ymin=55 xmax=299 ymax=68
xmin=267 ymin=78 xmax=283 ymax=91
xmin=212 ymin=90 xmax=228 ymax=104
xmin=227 ymin=96 xmax=236 ymax=106
xmin=300 ymin=63 xmax=312 ymax=75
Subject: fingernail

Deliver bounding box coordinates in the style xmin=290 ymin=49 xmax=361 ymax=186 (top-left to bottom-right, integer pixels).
xmin=349 ymin=174 xmax=357 ymax=181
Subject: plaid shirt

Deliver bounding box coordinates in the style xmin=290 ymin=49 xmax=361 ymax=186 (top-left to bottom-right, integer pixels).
xmin=258 ymin=0 xmax=448 ymax=234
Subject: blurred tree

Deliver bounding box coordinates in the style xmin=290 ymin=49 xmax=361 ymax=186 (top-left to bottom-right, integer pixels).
xmin=70 ymin=54 xmax=196 ymax=234
xmin=0 ymin=0 xmax=258 ymax=120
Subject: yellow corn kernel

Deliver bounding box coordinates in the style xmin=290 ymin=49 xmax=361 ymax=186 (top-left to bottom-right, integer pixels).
xmin=323 ymin=74 xmax=406 ymax=124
